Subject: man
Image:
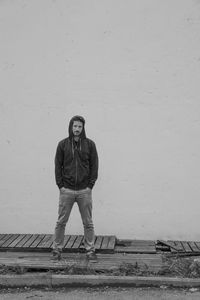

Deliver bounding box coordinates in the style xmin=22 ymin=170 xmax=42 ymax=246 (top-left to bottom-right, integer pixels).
xmin=52 ymin=115 xmax=98 ymax=261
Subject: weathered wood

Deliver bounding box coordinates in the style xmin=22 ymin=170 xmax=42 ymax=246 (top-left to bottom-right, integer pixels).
xmin=188 ymin=242 xmax=200 ymax=252
xmin=115 ymin=246 xmax=156 ymax=254
xmin=15 ymin=234 xmax=33 ymax=248
xmin=95 ymin=236 xmax=103 ymax=250
xmin=173 ymin=241 xmax=185 ymax=252
xmin=37 ymin=234 xmax=52 ymax=248
xmin=63 ymin=235 xmax=71 ymax=248
xmin=0 ymin=234 xmax=6 ymax=243
xmin=107 ymin=236 xmax=116 ymax=250
xmin=72 ymin=235 xmax=83 ymax=249
xmin=23 ymin=234 xmax=39 ymax=248
xmin=157 ymin=240 xmax=180 ymax=252
xmin=65 ymin=235 xmax=77 ymax=249
xmin=0 ymin=234 xmax=13 ymax=247
xmin=101 ymin=236 xmax=109 ymax=249
xmin=8 ymin=234 xmax=27 ymax=248
xmin=181 ymin=241 xmax=193 ymax=253
xmin=1 ymin=234 xmax=20 ymax=248
xmin=43 ymin=237 xmax=54 ymax=249
xmin=30 ymin=234 xmax=46 ymax=248
xmin=194 ymin=242 xmax=200 ymax=251
xmin=0 ymin=252 xmax=163 ymax=272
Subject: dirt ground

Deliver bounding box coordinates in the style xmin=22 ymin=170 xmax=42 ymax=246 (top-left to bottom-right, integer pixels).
xmin=1 ymin=287 xmax=200 ymax=300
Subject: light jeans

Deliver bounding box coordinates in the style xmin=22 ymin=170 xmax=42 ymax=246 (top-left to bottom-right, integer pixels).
xmin=53 ymin=188 xmax=95 ymax=252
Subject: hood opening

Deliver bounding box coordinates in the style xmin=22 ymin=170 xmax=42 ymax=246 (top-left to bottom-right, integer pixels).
xmin=68 ymin=115 xmax=86 ymax=140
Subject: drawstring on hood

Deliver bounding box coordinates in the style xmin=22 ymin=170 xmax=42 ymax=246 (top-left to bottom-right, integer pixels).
xmin=68 ymin=115 xmax=86 ymax=157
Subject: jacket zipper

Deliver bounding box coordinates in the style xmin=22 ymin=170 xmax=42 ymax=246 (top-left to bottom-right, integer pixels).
xmin=75 ymin=158 xmax=78 ymax=190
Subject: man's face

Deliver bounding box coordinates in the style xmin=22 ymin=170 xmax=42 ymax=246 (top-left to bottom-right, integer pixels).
xmin=72 ymin=120 xmax=83 ymax=137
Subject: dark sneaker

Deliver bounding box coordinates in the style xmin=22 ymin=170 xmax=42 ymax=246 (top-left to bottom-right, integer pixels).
xmin=51 ymin=249 xmax=62 ymax=261
xmin=86 ymin=251 xmax=97 ymax=262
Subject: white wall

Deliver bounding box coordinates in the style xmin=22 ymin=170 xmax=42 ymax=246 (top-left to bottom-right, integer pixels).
xmin=0 ymin=0 xmax=200 ymax=241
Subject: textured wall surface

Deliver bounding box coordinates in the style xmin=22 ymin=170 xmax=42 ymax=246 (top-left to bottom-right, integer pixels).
xmin=0 ymin=0 xmax=200 ymax=240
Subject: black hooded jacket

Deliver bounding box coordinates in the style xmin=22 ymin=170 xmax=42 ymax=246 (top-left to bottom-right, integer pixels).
xmin=55 ymin=116 xmax=98 ymax=190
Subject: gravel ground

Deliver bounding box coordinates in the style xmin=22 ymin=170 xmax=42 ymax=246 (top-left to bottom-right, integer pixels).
xmin=1 ymin=286 xmax=200 ymax=300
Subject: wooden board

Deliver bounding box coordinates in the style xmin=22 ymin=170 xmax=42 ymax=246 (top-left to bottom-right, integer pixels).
xmin=115 ymin=240 xmax=156 ymax=254
xmin=0 ymin=234 xmax=13 ymax=247
xmin=22 ymin=234 xmax=39 ymax=248
xmin=157 ymin=240 xmax=200 ymax=254
xmin=0 ymin=252 xmax=163 ymax=273
xmin=95 ymin=236 xmax=103 ymax=250
xmin=0 ymin=234 xmax=20 ymax=248
xmin=181 ymin=241 xmax=193 ymax=253
xmin=8 ymin=234 xmax=27 ymax=248
xmin=188 ymin=242 xmax=200 ymax=252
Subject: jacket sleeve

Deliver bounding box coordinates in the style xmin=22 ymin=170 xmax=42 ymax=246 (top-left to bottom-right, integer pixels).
xmin=55 ymin=141 xmax=64 ymax=189
xmin=88 ymin=141 xmax=99 ymax=189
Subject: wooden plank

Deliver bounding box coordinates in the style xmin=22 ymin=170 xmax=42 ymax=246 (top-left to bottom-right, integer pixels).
xmin=0 ymin=234 xmax=13 ymax=247
xmin=157 ymin=240 xmax=180 ymax=252
xmin=37 ymin=234 xmax=53 ymax=248
xmin=0 ymin=252 xmax=163 ymax=272
xmin=107 ymin=236 xmax=116 ymax=250
xmin=115 ymin=246 xmax=156 ymax=254
xmin=188 ymin=241 xmax=200 ymax=252
xmin=173 ymin=241 xmax=185 ymax=252
xmin=30 ymin=234 xmax=46 ymax=248
xmin=101 ymin=236 xmax=109 ymax=249
xmin=95 ymin=236 xmax=103 ymax=250
xmin=22 ymin=234 xmax=39 ymax=248
xmin=8 ymin=234 xmax=27 ymax=248
xmin=1 ymin=234 xmax=20 ymax=248
xmin=63 ymin=235 xmax=71 ymax=248
xmin=181 ymin=241 xmax=193 ymax=252
xmin=194 ymin=242 xmax=200 ymax=251
xmin=0 ymin=234 xmax=6 ymax=241
xmin=72 ymin=235 xmax=83 ymax=249
xmin=15 ymin=234 xmax=33 ymax=248
xmin=64 ymin=235 xmax=77 ymax=249
xmin=43 ymin=236 xmax=54 ymax=249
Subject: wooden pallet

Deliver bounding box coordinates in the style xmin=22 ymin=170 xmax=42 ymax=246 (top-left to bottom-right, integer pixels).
xmin=157 ymin=240 xmax=200 ymax=254
xmin=0 ymin=234 xmax=116 ymax=253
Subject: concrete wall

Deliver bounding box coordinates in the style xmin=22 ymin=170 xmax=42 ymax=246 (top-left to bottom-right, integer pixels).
xmin=0 ymin=0 xmax=200 ymax=240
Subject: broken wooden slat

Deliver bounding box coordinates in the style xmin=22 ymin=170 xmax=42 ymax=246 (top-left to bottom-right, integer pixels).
xmin=1 ymin=234 xmax=20 ymax=248
xmin=157 ymin=240 xmax=180 ymax=252
xmin=173 ymin=241 xmax=185 ymax=252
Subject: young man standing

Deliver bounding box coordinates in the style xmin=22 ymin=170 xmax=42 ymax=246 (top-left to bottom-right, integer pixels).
xmin=52 ymin=115 xmax=99 ymax=261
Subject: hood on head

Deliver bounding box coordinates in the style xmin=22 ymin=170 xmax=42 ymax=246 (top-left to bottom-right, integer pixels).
xmin=68 ymin=115 xmax=86 ymax=139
